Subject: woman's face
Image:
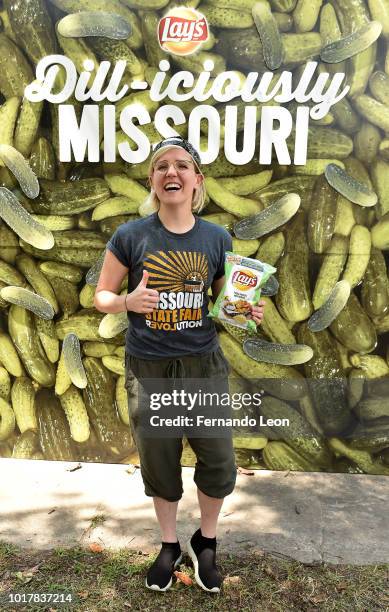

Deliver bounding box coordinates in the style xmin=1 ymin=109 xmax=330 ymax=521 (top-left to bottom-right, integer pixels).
xmin=150 ymin=147 xmax=203 ymax=208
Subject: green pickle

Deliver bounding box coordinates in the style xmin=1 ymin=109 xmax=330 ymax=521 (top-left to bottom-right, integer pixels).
xmin=0 ymin=0 xmax=388 ymax=474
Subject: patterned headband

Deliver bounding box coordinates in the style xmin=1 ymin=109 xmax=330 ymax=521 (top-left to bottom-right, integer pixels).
xmin=153 ymin=136 xmax=202 ymax=167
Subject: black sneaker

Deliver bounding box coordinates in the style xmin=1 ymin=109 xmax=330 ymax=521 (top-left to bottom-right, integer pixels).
xmin=186 ymin=529 xmax=222 ymax=593
xmin=145 ymin=541 xmax=182 ymax=592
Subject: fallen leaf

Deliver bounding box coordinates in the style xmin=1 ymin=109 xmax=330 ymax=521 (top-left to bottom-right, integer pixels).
xmin=174 ymin=570 xmax=193 ymax=586
xmin=224 ymin=575 xmax=241 ymax=585
xmin=310 ymin=594 xmax=327 ymax=604
xmin=264 ymin=565 xmax=276 ymax=579
xmin=48 ymin=508 xmax=56 ymax=514
xmin=253 ymin=550 xmax=265 ymax=557
xmin=335 ymin=581 xmax=348 ymax=592
xmin=14 ymin=565 xmax=41 ymax=584
xmin=89 ymin=542 xmax=104 ymax=553
xmin=124 ymin=603 xmax=132 ymax=609
xmin=280 ymin=580 xmax=294 ymax=590
xmin=237 ymin=466 xmax=254 ymax=475
xmin=77 ymin=591 xmax=89 ymax=599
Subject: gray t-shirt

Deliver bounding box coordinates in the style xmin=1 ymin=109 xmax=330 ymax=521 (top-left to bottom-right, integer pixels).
xmin=107 ymin=212 xmax=233 ymax=359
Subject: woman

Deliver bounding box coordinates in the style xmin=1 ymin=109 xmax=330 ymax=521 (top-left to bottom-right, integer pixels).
xmin=94 ymin=136 xmax=265 ymax=593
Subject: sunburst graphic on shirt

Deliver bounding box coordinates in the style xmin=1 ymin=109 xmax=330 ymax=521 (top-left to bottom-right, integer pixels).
xmin=144 ymin=250 xmax=208 ymax=292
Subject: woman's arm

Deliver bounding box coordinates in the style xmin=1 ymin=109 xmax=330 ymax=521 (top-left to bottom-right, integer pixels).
xmin=94 ymin=251 xmax=160 ymax=314
xmin=94 ymin=250 xmax=129 ymax=313
xmin=211 ymin=276 xmax=225 ymax=303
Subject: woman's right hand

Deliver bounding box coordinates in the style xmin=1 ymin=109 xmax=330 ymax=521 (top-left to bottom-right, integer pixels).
xmin=126 ymin=270 xmax=159 ymax=313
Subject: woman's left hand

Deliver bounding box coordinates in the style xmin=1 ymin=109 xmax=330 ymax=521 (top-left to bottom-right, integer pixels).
xmin=251 ymin=300 xmax=265 ymax=326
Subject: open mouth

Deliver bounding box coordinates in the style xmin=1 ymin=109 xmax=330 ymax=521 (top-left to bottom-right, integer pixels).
xmin=164 ymin=183 xmax=182 ymax=192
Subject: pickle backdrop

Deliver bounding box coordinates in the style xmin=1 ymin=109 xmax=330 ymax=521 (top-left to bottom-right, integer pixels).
xmin=0 ymin=0 xmax=388 ymax=475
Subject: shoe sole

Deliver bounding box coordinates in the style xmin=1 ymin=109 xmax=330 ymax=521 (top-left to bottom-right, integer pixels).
xmin=186 ymin=539 xmax=220 ymax=593
xmin=145 ymin=553 xmax=183 ymax=592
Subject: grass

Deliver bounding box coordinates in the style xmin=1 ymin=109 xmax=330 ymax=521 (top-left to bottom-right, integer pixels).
xmin=89 ymin=515 xmax=106 ymax=530
xmin=0 ymin=541 xmax=388 ymax=612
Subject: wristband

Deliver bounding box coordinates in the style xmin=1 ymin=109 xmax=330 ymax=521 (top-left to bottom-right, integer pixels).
xmin=124 ymin=294 xmax=130 ymax=311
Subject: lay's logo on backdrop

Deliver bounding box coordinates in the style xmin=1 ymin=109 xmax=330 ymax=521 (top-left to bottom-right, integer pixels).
xmin=232 ymin=270 xmax=258 ymax=291
xmin=158 ymin=7 xmax=209 ymax=56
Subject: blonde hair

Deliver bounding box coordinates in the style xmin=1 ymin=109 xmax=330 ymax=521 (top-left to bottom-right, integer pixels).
xmin=139 ymin=145 xmax=207 ymax=217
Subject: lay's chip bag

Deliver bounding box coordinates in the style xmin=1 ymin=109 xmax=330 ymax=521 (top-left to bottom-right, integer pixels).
xmin=209 ymin=253 xmax=276 ymax=331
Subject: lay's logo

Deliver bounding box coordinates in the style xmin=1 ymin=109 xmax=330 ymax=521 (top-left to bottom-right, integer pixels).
xmin=158 ymin=7 xmax=209 ymax=56
xmin=232 ymin=270 xmax=258 ymax=291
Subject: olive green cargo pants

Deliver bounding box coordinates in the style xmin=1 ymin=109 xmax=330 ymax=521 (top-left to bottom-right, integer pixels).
xmin=124 ymin=347 xmax=237 ymax=502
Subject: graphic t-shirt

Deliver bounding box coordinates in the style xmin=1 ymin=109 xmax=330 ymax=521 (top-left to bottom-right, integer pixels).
xmin=106 ymin=212 xmax=233 ymax=359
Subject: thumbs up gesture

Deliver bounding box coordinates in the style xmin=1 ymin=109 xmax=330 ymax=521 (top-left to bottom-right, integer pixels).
xmin=139 ymin=270 xmax=149 ymax=287
xmin=125 ymin=270 xmax=159 ymax=314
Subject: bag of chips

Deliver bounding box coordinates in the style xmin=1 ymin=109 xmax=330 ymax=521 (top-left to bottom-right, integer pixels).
xmin=208 ymin=252 xmax=277 ymax=331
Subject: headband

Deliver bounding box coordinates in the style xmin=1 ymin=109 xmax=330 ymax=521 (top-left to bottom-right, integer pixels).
xmin=152 ymin=136 xmax=202 ymax=167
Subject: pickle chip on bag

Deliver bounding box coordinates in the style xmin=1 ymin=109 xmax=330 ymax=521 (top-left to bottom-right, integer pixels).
xmin=209 ymin=252 xmax=276 ymax=331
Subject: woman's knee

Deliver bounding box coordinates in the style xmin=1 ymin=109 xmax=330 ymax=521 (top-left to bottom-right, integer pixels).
xmin=136 ymin=437 xmax=184 ymax=501
xmin=193 ymin=455 xmax=237 ymax=499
